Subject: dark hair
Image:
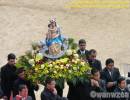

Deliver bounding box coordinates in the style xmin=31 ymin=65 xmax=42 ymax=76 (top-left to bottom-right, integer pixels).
xmin=52 ymin=22 xmax=57 ymax=27
xmin=89 ymin=49 xmax=96 ymax=54
xmin=49 ymin=21 xmax=57 ymax=27
xmin=48 ymin=24 xmax=51 ymax=28
xmin=45 ymin=77 xmax=55 ymax=86
xmin=91 ymin=68 xmax=99 ymax=75
xmin=79 ymin=39 xmax=86 ymax=44
xmin=117 ymin=77 xmax=125 ymax=85
xmin=105 ymin=58 xmax=114 ymax=65
xmin=16 ymin=67 xmax=25 ymax=75
xmin=18 ymin=84 xmax=27 ymax=92
xmin=8 ymin=53 xmax=16 ymax=60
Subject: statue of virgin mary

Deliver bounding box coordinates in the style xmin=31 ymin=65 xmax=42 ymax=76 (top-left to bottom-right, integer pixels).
xmin=46 ymin=18 xmax=64 ymax=56
xmin=40 ymin=18 xmax=68 ymax=59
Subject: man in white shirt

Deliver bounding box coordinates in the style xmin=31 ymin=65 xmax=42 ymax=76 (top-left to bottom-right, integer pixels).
xmin=77 ymin=39 xmax=89 ymax=61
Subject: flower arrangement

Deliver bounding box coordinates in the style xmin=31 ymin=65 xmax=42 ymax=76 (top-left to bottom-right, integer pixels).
xmin=16 ymin=38 xmax=91 ymax=86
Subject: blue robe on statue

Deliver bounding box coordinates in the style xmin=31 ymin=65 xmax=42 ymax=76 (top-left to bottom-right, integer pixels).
xmin=46 ymin=26 xmax=64 ymax=47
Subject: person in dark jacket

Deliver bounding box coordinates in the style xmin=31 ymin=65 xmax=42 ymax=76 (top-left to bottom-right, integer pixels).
xmin=67 ymin=80 xmax=80 ymax=100
xmin=41 ymin=77 xmax=67 ymax=100
xmin=86 ymin=69 xmax=106 ymax=100
xmin=0 ymin=72 xmax=3 ymax=98
xmin=114 ymin=77 xmax=130 ymax=100
xmin=1 ymin=53 xmax=17 ymax=99
xmin=101 ymin=58 xmax=120 ymax=92
xmin=55 ymin=78 xmax=65 ymax=97
xmin=13 ymin=67 xmax=39 ymax=100
xmin=67 ymin=76 xmax=91 ymax=100
xmin=77 ymin=39 xmax=89 ymax=61
xmin=90 ymin=68 xmax=106 ymax=93
xmin=87 ymin=49 xmax=102 ymax=71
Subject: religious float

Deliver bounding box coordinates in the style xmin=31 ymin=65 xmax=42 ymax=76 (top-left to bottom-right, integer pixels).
xmin=16 ymin=18 xmax=91 ymax=87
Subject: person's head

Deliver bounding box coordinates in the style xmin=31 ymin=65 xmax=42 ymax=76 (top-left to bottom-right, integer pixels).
xmin=117 ymin=77 xmax=126 ymax=89
xmin=78 ymin=39 xmax=86 ymax=51
xmin=16 ymin=67 xmax=25 ymax=79
xmin=91 ymin=68 xmax=100 ymax=81
xmin=45 ymin=77 xmax=56 ymax=90
xmin=88 ymin=49 xmax=97 ymax=60
xmin=106 ymin=58 xmax=114 ymax=70
xmin=7 ymin=53 xmax=16 ymax=65
xmin=49 ymin=18 xmax=57 ymax=27
xmin=18 ymin=84 xmax=28 ymax=97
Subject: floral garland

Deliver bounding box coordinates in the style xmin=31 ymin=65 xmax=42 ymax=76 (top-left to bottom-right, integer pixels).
xmin=16 ymin=38 xmax=91 ymax=85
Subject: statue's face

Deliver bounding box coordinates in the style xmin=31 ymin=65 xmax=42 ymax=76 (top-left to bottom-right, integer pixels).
xmin=50 ymin=21 xmax=56 ymax=27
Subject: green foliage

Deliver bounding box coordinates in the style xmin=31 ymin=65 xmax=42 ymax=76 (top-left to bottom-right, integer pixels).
xmin=16 ymin=56 xmax=32 ymax=69
xmin=68 ymin=38 xmax=78 ymax=50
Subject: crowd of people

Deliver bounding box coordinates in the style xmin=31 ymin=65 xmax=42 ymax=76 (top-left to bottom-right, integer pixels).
xmin=0 ymin=39 xmax=130 ymax=100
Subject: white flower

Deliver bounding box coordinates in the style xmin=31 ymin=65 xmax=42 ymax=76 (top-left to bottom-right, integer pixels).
xmin=74 ymin=61 xmax=78 ymax=64
xmin=72 ymin=59 xmax=75 ymax=63
xmin=66 ymin=64 xmax=70 ymax=68
xmin=74 ymin=54 xmax=79 ymax=58
xmin=28 ymin=59 xmax=35 ymax=66
xmin=41 ymin=64 xmax=45 ymax=69
xmin=60 ymin=65 xmax=64 ymax=69
xmin=36 ymin=53 xmax=43 ymax=61
xmin=66 ymin=49 xmax=73 ymax=56
xmin=49 ymin=64 xmax=53 ymax=67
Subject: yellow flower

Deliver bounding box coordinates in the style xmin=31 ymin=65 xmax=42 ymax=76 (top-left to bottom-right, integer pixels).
xmin=35 ymin=68 xmax=38 ymax=71
xmin=68 ymin=70 xmax=72 ymax=73
xmin=49 ymin=64 xmax=53 ymax=67
xmin=55 ymin=65 xmax=59 ymax=69
xmin=63 ymin=58 xmax=69 ymax=62
xmin=54 ymin=71 xmax=57 ymax=74
xmin=44 ymin=70 xmax=49 ymax=74
xmin=59 ymin=74 xmax=62 ymax=77
xmin=46 ymin=70 xmax=49 ymax=73
xmin=73 ymin=50 xmax=77 ymax=54
xmin=56 ymin=60 xmax=60 ymax=64
xmin=59 ymin=58 xmax=69 ymax=63
xmin=60 ymin=65 xmax=64 ymax=69
xmin=52 ymin=62 xmax=56 ymax=65
xmin=74 ymin=61 xmax=78 ymax=64
xmin=76 ymin=58 xmax=80 ymax=62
